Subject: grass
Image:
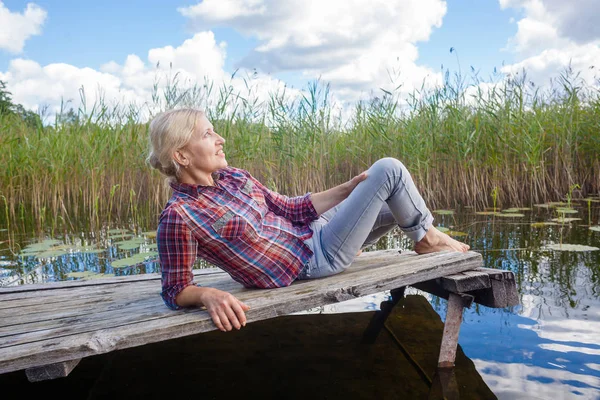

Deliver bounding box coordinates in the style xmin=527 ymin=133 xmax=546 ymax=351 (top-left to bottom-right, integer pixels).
xmin=0 ymin=67 xmax=599 ymax=233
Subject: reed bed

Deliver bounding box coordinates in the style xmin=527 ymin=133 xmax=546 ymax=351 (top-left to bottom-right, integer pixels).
xmin=1 ymin=68 xmax=599 ymax=233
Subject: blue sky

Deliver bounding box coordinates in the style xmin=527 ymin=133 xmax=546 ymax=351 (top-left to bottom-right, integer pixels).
xmin=0 ymin=0 xmax=598 ymax=115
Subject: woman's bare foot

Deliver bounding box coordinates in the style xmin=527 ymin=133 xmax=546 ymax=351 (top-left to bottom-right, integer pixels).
xmin=414 ymin=226 xmax=470 ymax=254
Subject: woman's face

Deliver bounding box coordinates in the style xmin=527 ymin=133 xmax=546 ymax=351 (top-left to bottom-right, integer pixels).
xmin=176 ymin=115 xmax=227 ymax=185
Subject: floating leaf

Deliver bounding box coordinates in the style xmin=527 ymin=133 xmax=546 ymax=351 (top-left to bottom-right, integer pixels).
xmin=36 ymin=247 xmax=71 ymax=259
xmin=502 ymin=208 xmax=520 ymax=213
xmin=547 ymin=202 xmax=568 ymax=207
xmin=550 ymin=217 xmax=582 ymax=223
xmin=433 ymin=210 xmax=454 ymax=215
xmin=142 ymin=231 xmax=157 ymax=239
xmin=542 ymin=244 xmax=599 ymax=252
xmin=113 ymin=238 xmax=145 ymax=250
xmin=436 ymin=227 xmax=450 ymax=233
xmin=583 ymin=198 xmax=600 ymax=203
xmin=108 ymin=228 xmax=130 ymax=235
xmin=111 ymin=252 xmax=158 ymax=268
xmin=531 ymin=222 xmax=558 ymax=228
xmin=21 ymin=239 xmax=62 ymax=254
xmin=67 ymin=271 xmax=98 ymax=279
xmin=496 ymin=213 xmax=525 ymax=218
xmin=534 ymin=204 xmax=551 ymax=208
xmin=475 ymin=211 xmax=501 ymax=216
xmin=555 ymin=208 xmax=578 ymax=214
xmin=73 ymin=246 xmax=105 ymax=254
xmin=590 ymin=226 xmax=600 ymax=232
xmin=144 ymin=243 xmax=158 ymax=250
xmin=108 ymin=233 xmax=133 ymax=239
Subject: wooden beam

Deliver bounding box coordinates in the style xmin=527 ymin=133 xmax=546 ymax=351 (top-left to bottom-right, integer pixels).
xmin=25 ymin=359 xmax=81 ymax=382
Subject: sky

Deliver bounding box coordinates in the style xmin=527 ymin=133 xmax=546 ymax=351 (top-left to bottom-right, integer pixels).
xmin=0 ymin=0 xmax=599 ymax=118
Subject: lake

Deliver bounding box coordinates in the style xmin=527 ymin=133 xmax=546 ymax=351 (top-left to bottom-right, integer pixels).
xmin=1 ymin=199 xmax=599 ymax=399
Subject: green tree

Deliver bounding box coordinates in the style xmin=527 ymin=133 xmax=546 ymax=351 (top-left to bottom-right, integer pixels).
xmin=0 ymin=80 xmax=14 ymax=115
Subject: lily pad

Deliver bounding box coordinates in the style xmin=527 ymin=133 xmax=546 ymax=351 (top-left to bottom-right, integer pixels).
xmin=550 ymin=217 xmax=582 ymax=223
xmin=542 ymin=244 xmax=599 ymax=252
xmin=583 ymin=198 xmax=600 ymax=203
xmin=496 ymin=213 xmax=525 ymax=218
xmin=144 ymin=243 xmax=158 ymax=250
xmin=108 ymin=233 xmax=133 ymax=239
xmin=111 ymin=251 xmax=159 ymax=268
xmin=113 ymin=238 xmax=145 ymax=250
xmin=67 ymin=271 xmax=99 ymax=279
xmin=436 ymin=227 xmax=450 ymax=233
xmin=475 ymin=211 xmax=501 ymax=216
xmin=73 ymin=245 xmax=105 ymax=254
xmin=108 ymin=228 xmax=130 ymax=235
xmin=534 ymin=204 xmax=551 ymax=208
xmin=555 ymin=208 xmax=578 ymax=214
xmin=502 ymin=208 xmax=521 ymax=213
xmin=433 ymin=210 xmax=454 ymax=215
xmin=21 ymin=239 xmax=62 ymax=254
xmin=531 ymin=222 xmax=558 ymax=228
xmin=36 ymin=248 xmax=71 ymax=259
xmin=142 ymin=231 xmax=157 ymax=239
xmin=547 ymin=202 xmax=568 ymax=207
xmin=589 ymin=226 xmax=600 ymax=232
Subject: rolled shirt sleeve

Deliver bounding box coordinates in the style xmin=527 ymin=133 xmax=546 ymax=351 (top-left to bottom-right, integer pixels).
xmin=157 ymin=208 xmax=198 ymax=310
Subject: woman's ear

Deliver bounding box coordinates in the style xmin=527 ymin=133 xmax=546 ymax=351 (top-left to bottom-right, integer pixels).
xmin=173 ymin=150 xmax=188 ymax=168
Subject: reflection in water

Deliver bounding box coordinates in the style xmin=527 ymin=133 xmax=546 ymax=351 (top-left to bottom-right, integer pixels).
xmin=1 ymin=203 xmax=600 ymax=398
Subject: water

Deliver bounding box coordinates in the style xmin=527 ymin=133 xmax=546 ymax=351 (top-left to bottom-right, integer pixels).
xmin=1 ymin=200 xmax=600 ymax=399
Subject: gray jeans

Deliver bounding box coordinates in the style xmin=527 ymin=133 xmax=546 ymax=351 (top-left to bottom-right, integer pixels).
xmin=297 ymin=158 xmax=434 ymax=280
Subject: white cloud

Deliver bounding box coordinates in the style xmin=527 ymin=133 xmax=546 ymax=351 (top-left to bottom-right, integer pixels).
xmin=500 ymin=0 xmax=600 ymax=87
xmin=0 ymin=31 xmax=300 ymax=122
xmin=179 ymin=0 xmax=447 ymax=101
xmin=0 ymin=1 xmax=47 ymax=53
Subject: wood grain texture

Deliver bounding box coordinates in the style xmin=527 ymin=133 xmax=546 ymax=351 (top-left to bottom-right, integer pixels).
xmin=0 ymin=250 xmax=484 ymax=376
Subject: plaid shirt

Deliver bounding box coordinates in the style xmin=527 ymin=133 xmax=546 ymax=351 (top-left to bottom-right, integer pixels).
xmin=157 ymin=167 xmax=319 ymax=310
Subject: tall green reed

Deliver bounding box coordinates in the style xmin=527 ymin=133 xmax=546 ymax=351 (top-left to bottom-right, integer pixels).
xmin=1 ymin=67 xmax=599 ymax=235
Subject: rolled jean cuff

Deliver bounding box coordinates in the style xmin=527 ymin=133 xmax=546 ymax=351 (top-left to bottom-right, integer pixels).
xmin=400 ymin=211 xmax=434 ymax=242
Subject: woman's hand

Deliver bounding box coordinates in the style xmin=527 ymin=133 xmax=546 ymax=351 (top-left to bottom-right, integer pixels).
xmin=198 ymin=287 xmax=251 ymax=331
xmin=310 ymin=171 xmax=368 ymax=215
xmin=341 ymin=171 xmax=368 ymax=199
xmin=176 ymin=286 xmax=250 ymax=332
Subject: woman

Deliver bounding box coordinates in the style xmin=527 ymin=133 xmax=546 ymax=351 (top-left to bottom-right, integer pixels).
xmin=147 ymin=108 xmax=469 ymax=332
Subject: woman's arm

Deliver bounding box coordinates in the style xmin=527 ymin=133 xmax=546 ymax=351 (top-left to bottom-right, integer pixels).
xmin=309 ymin=171 xmax=368 ymax=215
xmin=158 ymin=208 xmax=250 ymax=332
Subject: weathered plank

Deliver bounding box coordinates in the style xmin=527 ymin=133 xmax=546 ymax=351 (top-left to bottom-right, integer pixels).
xmin=440 ymin=270 xmax=491 ymax=293
xmin=411 ymin=267 xmax=519 ymax=309
xmin=0 ymin=250 xmax=483 ymax=376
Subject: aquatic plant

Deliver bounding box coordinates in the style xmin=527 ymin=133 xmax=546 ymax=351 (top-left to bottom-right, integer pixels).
xmin=1 ymin=66 xmax=599 ymax=233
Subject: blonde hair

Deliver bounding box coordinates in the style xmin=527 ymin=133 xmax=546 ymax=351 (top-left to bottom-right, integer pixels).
xmin=146 ymin=108 xmax=205 ymax=180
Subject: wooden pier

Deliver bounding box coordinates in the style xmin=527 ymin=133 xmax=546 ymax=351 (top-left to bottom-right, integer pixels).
xmin=0 ymin=249 xmax=518 ymax=382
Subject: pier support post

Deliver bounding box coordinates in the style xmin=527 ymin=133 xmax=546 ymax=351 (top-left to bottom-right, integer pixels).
xmin=437 ymin=293 xmax=471 ymax=368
